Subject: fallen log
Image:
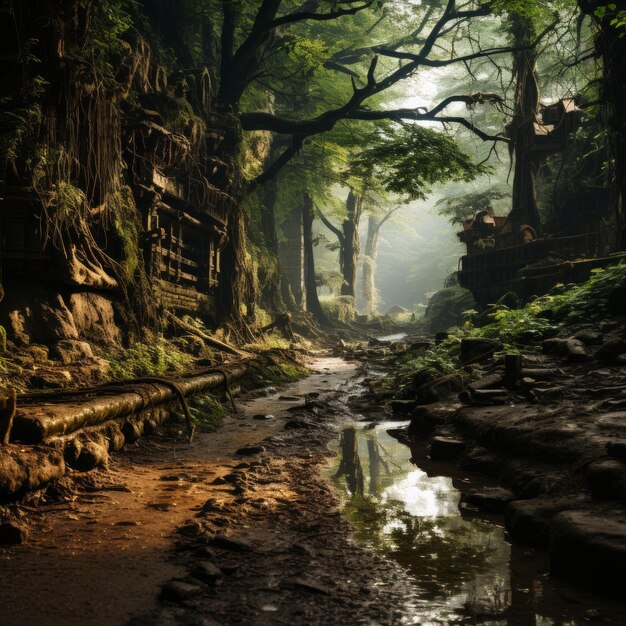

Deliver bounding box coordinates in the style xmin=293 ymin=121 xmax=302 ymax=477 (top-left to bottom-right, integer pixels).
xmin=12 ymin=362 xmax=251 ymax=444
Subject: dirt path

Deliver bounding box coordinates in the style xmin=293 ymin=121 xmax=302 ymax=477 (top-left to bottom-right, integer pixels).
xmin=0 ymin=357 xmax=358 ymax=626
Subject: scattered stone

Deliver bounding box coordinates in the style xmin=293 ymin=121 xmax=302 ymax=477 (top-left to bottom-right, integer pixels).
xmin=208 ymin=534 xmax=255 ymax=552
xmin=550 ymin=510 xmax=626 ymax=597
xmin=284 ymin=418 xmax=314 ymax=430
xmin=235 ymin=445 xmax=266 ymax=456
xmin=460 ymin=487 xmax=515 ymax=514
xmin=253 ymin=414 xmax=275 ymax=420
xmin=278 ymin=395 xmax=300 ymax=401
xmin=210 ymin=476 xmax=229 ymax=485
xmin=178 ymin=522 xmax=205 ymax=537
xmin=160 ymin=580 xmax=203 ymax=603
xmin=284 ymin=576 xmax=331 ymax=595
xmin=429 ymin=436 xmax=465 ymax=461
xmin=586 ymin=459 xmax=626 ymax=500
xmin=574 ymin=329 xmax=603 ymax=346
xmin=194 ymin=546 xmax=217 ymax=559
xmin=191 ymin=561 xmax=223 ymax=584
xmin=542 ymin=338 xmax=589 ymax=362
xmin=0 ymin=520 xmax=28 ymax=544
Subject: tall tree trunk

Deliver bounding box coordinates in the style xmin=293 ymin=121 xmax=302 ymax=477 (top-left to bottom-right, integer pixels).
xmin=279 ymin=202 xmax=305 ymax=310
xmin=508 ymin=13 xmax=541 ymax=233
xmin=579 ymin=0 xmax=626 ymax=244
xmin=302 ymin=193 xmax=330 ymax=324
xmin=361 ymin=214 xmax=381 ymax=317
xmin=257 ymin=181 xmax=284 ymax=312
xmin=340 ymin=191 xmax=363 ymax=297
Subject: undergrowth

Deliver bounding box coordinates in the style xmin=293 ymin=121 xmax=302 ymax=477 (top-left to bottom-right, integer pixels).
xmin=188 ymin=394 xmax=228 ymax=430
xmin=396 ymin=263 xmax=626 ymax=382
xmin=106 ymin=336 xmax=193 ymax=379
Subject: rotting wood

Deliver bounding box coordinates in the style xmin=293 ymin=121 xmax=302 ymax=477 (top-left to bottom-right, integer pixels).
xmin=11 ymin=362 xmax=252 ymax=444
xmin=165 ymin=311 xmax=246 ymax=356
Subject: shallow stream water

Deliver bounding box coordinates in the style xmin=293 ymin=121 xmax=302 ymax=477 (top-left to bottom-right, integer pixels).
xmin=328 ymin=420 xmax=626 ymax=626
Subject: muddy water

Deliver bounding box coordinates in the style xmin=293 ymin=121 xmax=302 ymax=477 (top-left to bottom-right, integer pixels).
xmin=329 ymin=422 xmax=626 ymax=626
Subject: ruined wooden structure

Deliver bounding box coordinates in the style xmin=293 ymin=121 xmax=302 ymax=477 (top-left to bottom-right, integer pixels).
xmin=456 ymin=99 xmax=606 ymax=306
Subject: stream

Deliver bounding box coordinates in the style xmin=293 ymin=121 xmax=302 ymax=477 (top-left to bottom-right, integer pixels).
xmin=328 ymin=420 xmax=626 ymax=625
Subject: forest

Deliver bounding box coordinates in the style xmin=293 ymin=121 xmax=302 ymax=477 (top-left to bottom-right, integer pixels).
xmin=0 ymin=1 xmax=626 ymax=625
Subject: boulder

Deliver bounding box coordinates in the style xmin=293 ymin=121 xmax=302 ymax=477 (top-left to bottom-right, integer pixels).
xmin=49 ymin=339 xmax=94 ymax=364
xmin=586 ymin=459 xmax=626 ymax=500
xmin=542 ymin=337 xmax=589 ymax=362
xmin=505 ymin=496 xmax=587 ymax=548
xmin=460 ymin=487 xmax=515 ymax=514
xmin=550 ymin=510 xmax=626 ymax=597
xmin=429 ymin=436 xmax=465 ymax=461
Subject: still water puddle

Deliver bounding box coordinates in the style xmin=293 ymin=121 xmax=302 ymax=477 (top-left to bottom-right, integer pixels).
xmin=328 ymin=422 xmax=626 ymax=626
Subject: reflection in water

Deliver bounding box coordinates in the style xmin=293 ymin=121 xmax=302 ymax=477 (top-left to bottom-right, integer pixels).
xmin=329 ymin=425 xmax=626 ymax=626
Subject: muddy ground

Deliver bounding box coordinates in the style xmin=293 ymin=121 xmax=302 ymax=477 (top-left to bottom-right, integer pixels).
xmin=2 ymin=350 xmax=626 ymax=625
xmin=0 ymin=357 xmax=414 ymax=626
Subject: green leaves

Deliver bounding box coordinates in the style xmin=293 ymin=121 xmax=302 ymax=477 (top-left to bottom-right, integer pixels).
xmin=351 ymin=124 xmax=492 ymax=201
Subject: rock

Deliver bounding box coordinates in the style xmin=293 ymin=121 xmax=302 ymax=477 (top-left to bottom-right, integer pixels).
xmin=284 ymin=418 xmax=314 ymax=430
xmin=278 ymin=395 xmax=300 ymax=401
xmin=0 ymin=520 xmax=28 ymax=544
xmin=429 ymin=436 xmax=465 ymax=461
xmin=208 ymin=534 xmax=255 ymax=552
xmin=253 ymin=414 xmax=275 ymax=420
xmin=68 ymin=292 xmax=121 ymax=346
xmin=461 ymin=447 xmax=501 ymax=474
xmin=542 ymin=338 xmax=589 ymax=362
xmin=460 ymin=487 xmax=515 ymax=514
xmin=49 ymin=339 xmax=94 ymax=364
xmin=284 ymin=576 xmax=331 ymax=595
xmin=191 ymin=561 xmax=223 ymax=584
xmin=460 ymin=337 xmax=502 ymax=364
xmin=595 ymin=337 xmax=626 ymax=364
xmin=550 ymin=510 xmax=626 ymax=597
xmin=586 ymin=459 xmax=626 ymax=500
xmin=178 ymin=522 xmax=205 ymax=537
xmin=574 ymin=329 xmax=603 ymax=346
xmin=235 ymin=445 xmax=266 ymax=456
xmin=390 ymin=399 xmax=418 ymax=417
xmin=505 ymin=496 xmax=587 ymax=548
xmin=608 ymin=286 xmax=626 ymax=315
xmin=160 ymin=580 xmax=203 ymax=603
xmin=407 ymin=407 xmax=438 ymax=437
xmin=607 ymin=441 xmax=626 ymax=460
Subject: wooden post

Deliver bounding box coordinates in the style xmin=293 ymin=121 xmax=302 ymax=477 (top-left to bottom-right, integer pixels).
xmin=505 ymin=353 xmax=523 ymax=388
